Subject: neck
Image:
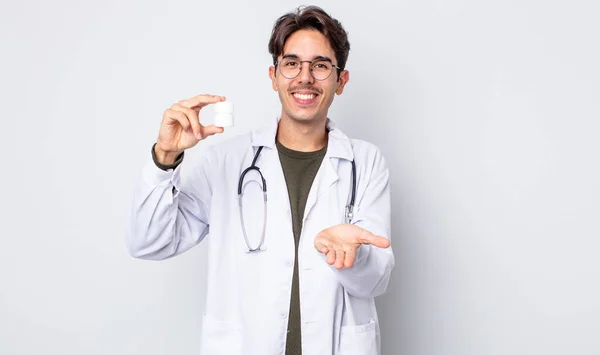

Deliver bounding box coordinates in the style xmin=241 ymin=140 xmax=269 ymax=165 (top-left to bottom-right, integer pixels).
xmin=276 ymin=116 xmax=328 ymax=152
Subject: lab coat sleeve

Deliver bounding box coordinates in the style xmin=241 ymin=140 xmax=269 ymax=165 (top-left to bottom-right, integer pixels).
xmin=335 ymin=148 xmax=395 ymax=299
xmin=126 ymin=148 xmax=214 ymax=260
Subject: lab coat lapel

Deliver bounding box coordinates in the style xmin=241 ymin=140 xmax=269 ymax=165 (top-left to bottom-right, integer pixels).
xmin=302 ymin=121 xmax=354 ymax=221
xmin=302 ymin=156 xmax=338 ymax=221
xmin=250 ymin=118 xmax=291 ymax=215
xmin=260 ymin=146 xmax=292 ymax=215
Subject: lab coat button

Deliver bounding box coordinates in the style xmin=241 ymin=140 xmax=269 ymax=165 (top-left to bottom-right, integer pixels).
xmin=280 ymin=312 xmax=288 ymax=319
xmin=286 ymin=259 xmax=293 ymax=267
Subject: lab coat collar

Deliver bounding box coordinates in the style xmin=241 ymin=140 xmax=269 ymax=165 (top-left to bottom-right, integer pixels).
xmin=250 ymin=117 xmax=354 ymax=161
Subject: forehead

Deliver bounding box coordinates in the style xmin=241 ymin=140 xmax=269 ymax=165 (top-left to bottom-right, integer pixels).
xmin=282 ymin=29 xmax=336 ymax=61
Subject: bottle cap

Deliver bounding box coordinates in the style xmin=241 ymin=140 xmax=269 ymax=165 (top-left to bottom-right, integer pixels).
xmin=214 ymin=101 xmax=234 ymax=114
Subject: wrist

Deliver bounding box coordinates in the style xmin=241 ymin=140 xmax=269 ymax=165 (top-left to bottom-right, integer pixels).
xmin=151 ymin=143 xmax=184 ymax=171
xmin=154 ymin=143 xmax=182 ymax=165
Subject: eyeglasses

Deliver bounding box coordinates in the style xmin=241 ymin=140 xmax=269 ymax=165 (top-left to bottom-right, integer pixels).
xmin=275 ymin=57 xmax=342 ymax=81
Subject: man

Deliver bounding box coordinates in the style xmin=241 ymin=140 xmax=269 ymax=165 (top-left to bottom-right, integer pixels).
xmin=127 ymin=5 xmax=394 ymax=355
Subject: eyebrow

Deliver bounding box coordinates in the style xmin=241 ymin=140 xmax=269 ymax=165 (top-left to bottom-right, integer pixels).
xmin=281 ymin=54 xmax=334 ymax=63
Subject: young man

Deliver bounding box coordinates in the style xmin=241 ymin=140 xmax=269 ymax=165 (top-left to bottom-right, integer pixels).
xmin=127 ymin=6 xmax=394 ymax=355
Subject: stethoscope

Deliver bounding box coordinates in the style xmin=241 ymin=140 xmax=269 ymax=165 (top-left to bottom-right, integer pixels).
xmin=238 ymin=146 xmax=357 ymax=253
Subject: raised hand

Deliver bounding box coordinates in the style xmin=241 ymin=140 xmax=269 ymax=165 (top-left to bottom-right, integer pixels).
xmin=154 ymin=94 xmax=226 ymax=164
xmin=314 ymin=224 xmax=390 ymax=270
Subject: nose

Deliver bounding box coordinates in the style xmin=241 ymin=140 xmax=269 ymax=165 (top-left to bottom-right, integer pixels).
xmin=296 ymin=61 xmax=315 ymax=84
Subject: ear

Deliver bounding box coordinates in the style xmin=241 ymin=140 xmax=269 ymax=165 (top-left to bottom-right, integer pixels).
xmin=335 ymin=70 xmax=350 ymax=95
xmin=269 ymin=66 xmax=278 ymax=91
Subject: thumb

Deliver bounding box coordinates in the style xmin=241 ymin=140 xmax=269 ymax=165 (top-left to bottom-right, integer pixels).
xmin=359 ymin=229 xmax=391 ymax=248
xmin=201 ymin=125 xmax=225 ymax=137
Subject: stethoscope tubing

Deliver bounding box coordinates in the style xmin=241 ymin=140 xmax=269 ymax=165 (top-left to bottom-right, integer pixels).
xmin=238 ymin=145 xmax=356 ymax=252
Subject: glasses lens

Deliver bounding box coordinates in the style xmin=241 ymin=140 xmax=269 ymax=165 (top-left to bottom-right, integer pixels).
xmin=279 ymin=58 xmax=300 ymax=79
xmin=311 ymin=60 xmax=333 ymax=80
xmin=277 ymin=58 xmax=334 ymax=80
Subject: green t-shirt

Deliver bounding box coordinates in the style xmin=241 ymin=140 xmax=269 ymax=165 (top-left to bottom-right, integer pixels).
xmin=277 ymin=139 xmax=327 ymax=355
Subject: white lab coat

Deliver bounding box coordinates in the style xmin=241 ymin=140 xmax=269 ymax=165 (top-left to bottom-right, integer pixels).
xmin=127 ymin=118 xmax=394 ymax=355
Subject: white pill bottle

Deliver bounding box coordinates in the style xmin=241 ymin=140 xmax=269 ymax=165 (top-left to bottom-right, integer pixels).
xmin=214 ymin=101 xmax=234 ymax=127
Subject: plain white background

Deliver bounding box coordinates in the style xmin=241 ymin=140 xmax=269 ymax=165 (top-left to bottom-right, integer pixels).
xmin=1 ymin=0 xmax=599 ymax=354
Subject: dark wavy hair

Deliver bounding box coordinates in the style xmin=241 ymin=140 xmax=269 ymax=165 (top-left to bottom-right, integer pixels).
xmin=268 ymin=5 xmax=350 ymax=76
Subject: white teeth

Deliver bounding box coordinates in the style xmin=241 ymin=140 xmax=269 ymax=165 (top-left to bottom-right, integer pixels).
xmin=293 ymin=93 xmax=316 ymax=100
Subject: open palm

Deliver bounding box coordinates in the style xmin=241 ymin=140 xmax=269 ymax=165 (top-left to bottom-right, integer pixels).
xmin=314 ymin=224 xmax=390 ymax=270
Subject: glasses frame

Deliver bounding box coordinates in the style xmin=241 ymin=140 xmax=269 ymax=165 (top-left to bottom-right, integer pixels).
xmin=275 ymin=57 xmax=342 ymax=81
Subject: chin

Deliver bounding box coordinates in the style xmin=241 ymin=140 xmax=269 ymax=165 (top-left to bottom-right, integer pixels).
xmin=287 ymin=112 xmax=323 ymax=124
xmin=284 ymin=106 xmax=324 ymax=123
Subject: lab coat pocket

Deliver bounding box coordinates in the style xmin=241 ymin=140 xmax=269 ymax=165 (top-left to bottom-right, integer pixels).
xmin=199 ymin=313 xmax=242 ymax=355
xmin=338 ymin=319 xmax=378 ymax=355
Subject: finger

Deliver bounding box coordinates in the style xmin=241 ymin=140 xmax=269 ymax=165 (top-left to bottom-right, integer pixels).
xmin=180 ymin=95 xmax=226 ymax=109
xmin=314 ymin=240 xmax=329 ymax=254
xmin=359 ymin=229 xmax=391 ymax=248
xmin=334 ymin=250 xmax=345 ymax=270
xmin=344 ymin=247 xmax=357 ymax=268
xmin=164 ymin=109 xmax=191 ymax=132
xmin=200 ymin=125 xmax=225 ymax=138
xmin=171 ymin=104 xmax=201 ymax=138
xmin=180 ymin=94 xmax=225 ymax=109
xmin=326 ymin=250 xmax=336 ymax=265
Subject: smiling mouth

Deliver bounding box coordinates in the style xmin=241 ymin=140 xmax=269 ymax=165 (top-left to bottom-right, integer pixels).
xmin=293 ymin=92 xmax=317 ymax=100
xmin=291 ymin=92 xmax=319 ymax=105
